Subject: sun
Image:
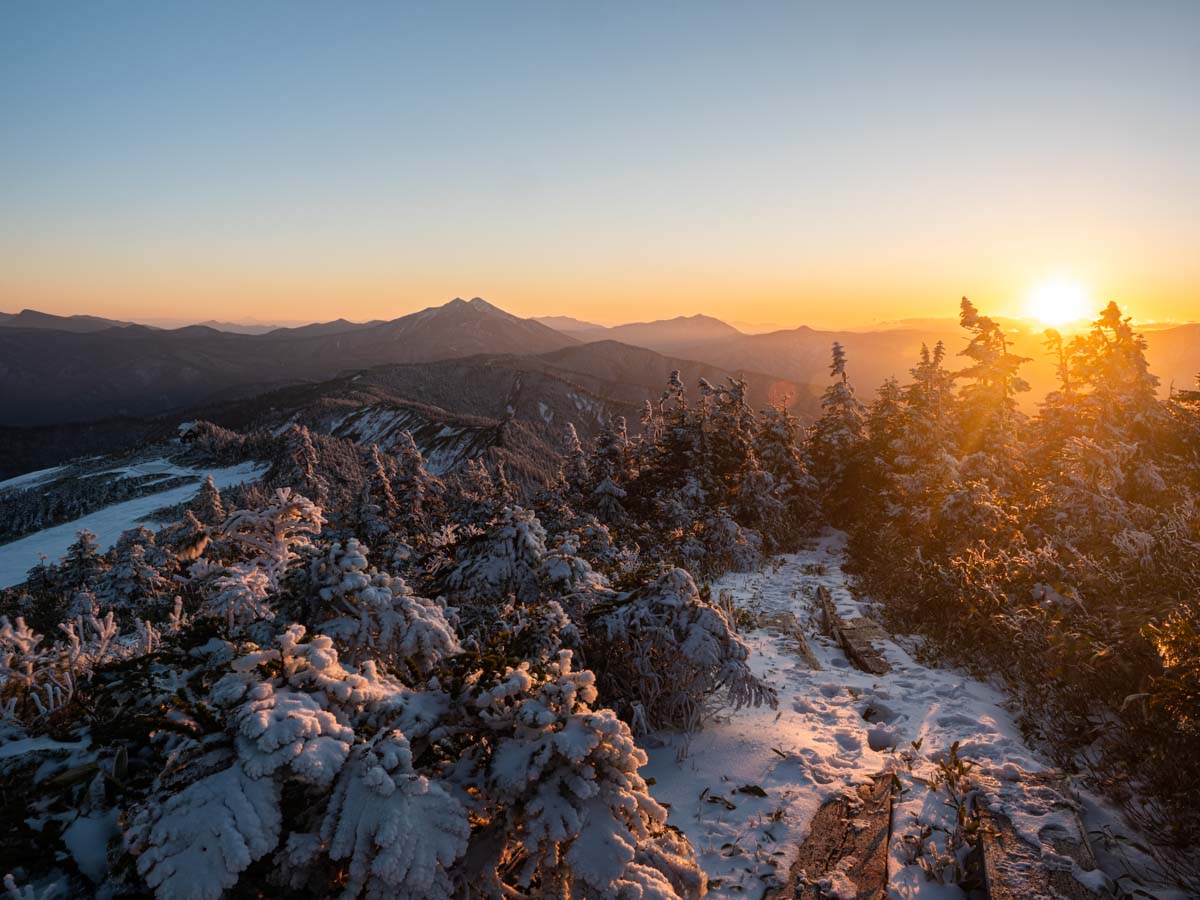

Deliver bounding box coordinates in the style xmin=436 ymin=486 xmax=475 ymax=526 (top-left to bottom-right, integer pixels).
xmin=1024 ymin=276 xmax=1093 ymax=327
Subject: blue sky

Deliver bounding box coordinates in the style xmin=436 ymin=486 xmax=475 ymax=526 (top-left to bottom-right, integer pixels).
xmin=2 ymin=1 xmax=1197 ymax=326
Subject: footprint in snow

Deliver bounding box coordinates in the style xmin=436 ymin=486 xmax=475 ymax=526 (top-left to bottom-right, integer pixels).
xmin=834 ymin=730 xmax=862 ymax=752
xmin=935 ymin=713 xmax=980 ymax=729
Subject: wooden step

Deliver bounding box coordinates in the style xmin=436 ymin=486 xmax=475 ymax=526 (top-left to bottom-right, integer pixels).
xmin=978 ymin=772 xmax=1112 ymax=899
xmin=815 ymin=585 xmax=890 ymax=676
xmin=770 ymin=774 xmax=893 ymax=899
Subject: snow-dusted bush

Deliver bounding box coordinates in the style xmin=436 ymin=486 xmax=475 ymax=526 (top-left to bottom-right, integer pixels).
xmin=0 ymin=610 xmax=166 ymax=724
xmin=313 ymin=538 xmax=460 ymax=678
xmin=590 ymin=567 xmax=775 ymax=732
xmin=188 ymin=489 xmax=325 ymax=631
xmin=119 ymin=623 xmax=703 ymax=900
xmin=126 ymin=625 xmax=412 ymax=898
xmin=445 ymin=505 xmax=547 ymax=602
xmin=454 ymin=650 xmax=705 ymax=898
xmin=310 ymin=731 xmax=470 ymax=899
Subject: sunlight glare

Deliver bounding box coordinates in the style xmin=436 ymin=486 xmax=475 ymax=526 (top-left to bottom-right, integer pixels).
xmin=1024 ymin=276 xmax=1092 ymax=327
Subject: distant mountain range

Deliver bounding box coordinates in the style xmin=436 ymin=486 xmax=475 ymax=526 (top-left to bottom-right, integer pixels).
xmin=541 ymin=313 xmax=744 ymax=355
xmin=3 ymin=297 xmax=1197 ymax=479
xmin=0 ymin=298 xmax=576 ymax=425
xmin=0 ymin=309 xmax=138 ymax=332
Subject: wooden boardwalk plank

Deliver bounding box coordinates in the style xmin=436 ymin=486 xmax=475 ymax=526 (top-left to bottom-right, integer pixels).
xmin=770 ymin=774 xmax=893 ymax=900
xmin=815 ymin=586 xmax=890 ymax=676
xmin=978 ymin=773 xmax=1111 ymax=899
xmin=761 ymin=609 xmax=822 ymax=670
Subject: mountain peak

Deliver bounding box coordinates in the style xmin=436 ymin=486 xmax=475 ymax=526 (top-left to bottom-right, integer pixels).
xmin=441 ymin=296 xmax=500 ymax=313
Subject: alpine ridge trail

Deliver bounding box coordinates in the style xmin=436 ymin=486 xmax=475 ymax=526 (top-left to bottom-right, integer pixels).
xmin=642 ymin=531 xmax=1134 ymax=898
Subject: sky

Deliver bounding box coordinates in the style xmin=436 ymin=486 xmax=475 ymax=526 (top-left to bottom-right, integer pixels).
xmin=1 ymin=1 xmax=1197 ymax=329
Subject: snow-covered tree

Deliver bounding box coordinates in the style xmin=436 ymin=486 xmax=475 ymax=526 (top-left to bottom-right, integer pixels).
xmin=94 ymin=543 xmax=169 ymax=609
xmin=458 ymin=651 xmax=705 ymax=898
xmin=220 ymin=488 xmax=324 ymax=591
xmin=590 ymin=567 xmax=775 ymax=732
xmin=313 ymin=538 xmax=460 ymax=677
xmin=806 ymin=342 xmax=867 ymax=508
xmin=192 ymin=475 xmax=226 ymax=527
xmin=58 ymin=530 xmax=105 ymax=591
xmin=445 ymin=506 xmax=547 ymax=603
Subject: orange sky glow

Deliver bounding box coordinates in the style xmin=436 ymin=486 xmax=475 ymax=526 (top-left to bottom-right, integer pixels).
xmin=2 ymin=4 xmax=1196 ymax=331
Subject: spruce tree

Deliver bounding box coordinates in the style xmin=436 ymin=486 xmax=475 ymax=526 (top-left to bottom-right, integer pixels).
xmin=193 ymin=474 xmax=226 ymax=527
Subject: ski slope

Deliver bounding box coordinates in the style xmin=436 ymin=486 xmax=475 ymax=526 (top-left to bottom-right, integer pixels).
xmin=0 ymin=461 xmax=267 ymax=588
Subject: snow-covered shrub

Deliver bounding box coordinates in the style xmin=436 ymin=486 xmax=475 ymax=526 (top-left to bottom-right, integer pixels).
xmin=589 ymin=567 xmax=775 ymax=732
xmin=698 ymin=509 xmax=762 ymax=575
xmin=196 ymin=563 xmax=274 ymax=631
xmin=189 ymin=489 xmax=325 ymax=632
xmin=126 ymin=754 xmax=283 ymax=900
xmin=0 ymin=610 xmax=160 ymax=724
xmin=457 ymin=650 xmax=705 ymax=898
xmin=220 ymin=488 xmax=324 ymax=591
xmin=445 ymin=505 xmax=547 ymax=602
xmin=94 ymin=543 xmax=170 ymax=609
xmin=0 ymin=616 xmax=68 ymax=722
xmin=126 ymin=625 xmax=413 ymax=899
xmin=539 ymin=535 xmax=613 ymax=617
xmin=312 ymin=731 xmax=470 ymax=899
xmin=313 ymin=539 xmax=460 ymax=678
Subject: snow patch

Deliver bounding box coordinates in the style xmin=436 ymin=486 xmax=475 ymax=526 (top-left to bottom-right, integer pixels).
xmin=0 ymin=461 xmax=267 ymax=588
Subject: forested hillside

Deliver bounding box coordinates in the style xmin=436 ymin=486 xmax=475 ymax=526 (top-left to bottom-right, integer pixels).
xmin=0 ymin=300 xmax=1197 ymax=897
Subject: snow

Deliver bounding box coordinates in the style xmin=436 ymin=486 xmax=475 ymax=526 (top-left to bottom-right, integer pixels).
xmin=94 ymin=459 xmax=196 ymax=480
xmin=0 ymin=465 xmax=68 ymax=493
xmin=62 ymin=810 xmax=119 ymax=882
xmin=642 ymin=530 xmax=1120 ymax=898
xmin=0 ymin=461 xmax=268 ymax=588
xmin=0 ymin=735 xmax=88 ymax=761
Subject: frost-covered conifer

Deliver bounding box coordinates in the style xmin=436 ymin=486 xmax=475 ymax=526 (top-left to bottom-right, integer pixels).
xmin=806 ymin=343 xmax=867 ymax=503
xmin=193 ymin=475 xmax=226 ymax=527
xmin=539 ymin=535 xmax=612 ymax=618
xmin=220 ymin=488 xmax=324 ymax=591
xmin=445 ymin=506 xmax=547 ymax=603
xmin=755 ymin=405 xmax=815 ymax=503
xmin=591 ymin=567 xmax=774 ymax=732
xmin=314 ymin=731 xmax=469 ymax=899
xmin=955 ymin=298 xmax=1031 ymax=488
xmin=94 ymin=543 xmax=169 ymax=609
xmin=465 ymin=651 xmax=705 ymax=898
xmin=127 ymin=625 xmax=411 ymax=900
xmin=58 ymin=530 xmax=105 ymax=591
xmin=313 ymin=538 xmax=460 ymax=677
xmin=562 ymin=422 xmax=590 ymax=492
xmin=279 ymin=425 xmax=330 ymax=507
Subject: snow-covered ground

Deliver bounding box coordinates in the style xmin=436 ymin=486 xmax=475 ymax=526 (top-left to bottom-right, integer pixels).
xmin=0 ymin=460 xmax=267 ymax=588
xmin=0 ymin=465 xmax=69 ymax=494
xmin=643 ymin=530 xmax=1164 ymax=898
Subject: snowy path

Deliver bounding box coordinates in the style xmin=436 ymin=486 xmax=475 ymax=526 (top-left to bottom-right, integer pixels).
xmin=642 ymin=530 xmax=1115 ymax=899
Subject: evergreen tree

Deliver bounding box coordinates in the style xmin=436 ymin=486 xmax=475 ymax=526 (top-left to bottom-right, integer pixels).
xmin=587 ymin=417 xmax=631 ymax=524
xmin=281 ymin=424 xmax=330 ymax=507
xmin=59 ymin=530 xmax=105 ymax=591
xmin=392 ymin=431 xmax=443 ymax=531
xmin=193 ymin=474 xmax=226 ymax=526
xmin=755 ymin=404 xmax=816 ymax=531
xmin=806 ymin=343 xmax=867 ymax=510
xmin=1069 ymin=301 xmax=1165 ymax=439
xmin=95 ymin=543 xmax=169 ymax=609
xmin=956 ymin=297 xmax=1030 ymax=459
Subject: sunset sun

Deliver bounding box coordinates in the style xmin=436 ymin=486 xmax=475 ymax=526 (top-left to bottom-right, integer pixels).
xmin=1024 ymin=276 xmax=1093 ymax=327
